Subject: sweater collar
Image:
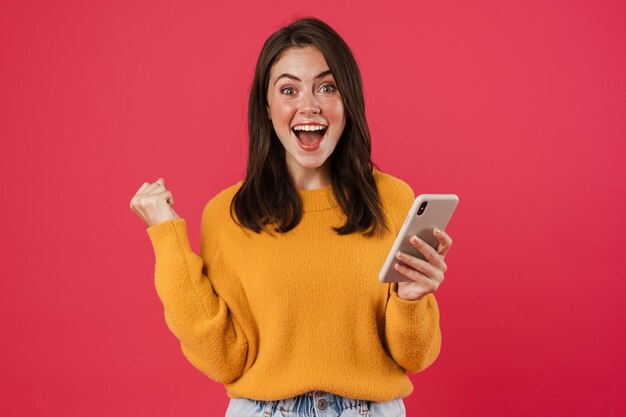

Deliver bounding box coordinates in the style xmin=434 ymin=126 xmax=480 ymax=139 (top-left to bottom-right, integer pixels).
xmin=295 ymin=169 xmax=381 ymax=212
xmin=297 ymin=184 xmax=338 ymax=212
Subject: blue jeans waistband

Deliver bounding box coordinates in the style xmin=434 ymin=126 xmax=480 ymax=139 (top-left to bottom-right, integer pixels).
xmin=225 ymin=390 xmax=406 ymax=417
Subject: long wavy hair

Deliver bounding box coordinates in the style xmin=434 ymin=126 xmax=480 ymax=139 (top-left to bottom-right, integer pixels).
xmin=231 ymin=16 xmax=389 ymax=238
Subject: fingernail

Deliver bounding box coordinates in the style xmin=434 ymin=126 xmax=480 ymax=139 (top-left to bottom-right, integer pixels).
xmin=434 ymin=228 xmax=441 ymax=235
xmin=410 ymin=235 xmax=418 ymax=243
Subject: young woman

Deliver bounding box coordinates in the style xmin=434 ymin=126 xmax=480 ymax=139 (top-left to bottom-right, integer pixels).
xmin=130 ymin=17 xmax=452 ymax=417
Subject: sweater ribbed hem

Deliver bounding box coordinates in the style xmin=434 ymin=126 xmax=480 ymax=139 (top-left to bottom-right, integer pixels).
xmin=146 ymin=218 xmax=191 ymax=258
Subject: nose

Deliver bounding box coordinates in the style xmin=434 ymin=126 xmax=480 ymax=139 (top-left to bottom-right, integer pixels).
xmin=298 ymin=90 xmax=320 ymax=114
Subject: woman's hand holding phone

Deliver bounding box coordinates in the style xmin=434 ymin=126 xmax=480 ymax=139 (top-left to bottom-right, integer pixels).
xmin=394 ymin=228 xmax=453 ymax=301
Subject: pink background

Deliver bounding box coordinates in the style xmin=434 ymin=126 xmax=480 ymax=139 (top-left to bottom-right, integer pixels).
xmin=2 ymin=0 xmax=625 ymax=416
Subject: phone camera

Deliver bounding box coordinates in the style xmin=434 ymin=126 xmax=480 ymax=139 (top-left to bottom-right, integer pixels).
xmin=417 ymin=201 xmax=428 ymax=216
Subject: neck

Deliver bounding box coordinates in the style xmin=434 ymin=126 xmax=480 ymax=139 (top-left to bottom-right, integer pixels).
xmin=288 ymin=162 xmax=332 ymax=191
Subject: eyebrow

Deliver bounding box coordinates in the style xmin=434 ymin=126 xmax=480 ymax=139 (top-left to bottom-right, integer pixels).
xmin=274 ymin=70 xmax=333 ymax=86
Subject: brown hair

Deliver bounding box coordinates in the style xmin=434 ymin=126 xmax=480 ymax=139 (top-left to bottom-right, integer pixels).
xmin=231 ymin=16 xmax=389 ymax=237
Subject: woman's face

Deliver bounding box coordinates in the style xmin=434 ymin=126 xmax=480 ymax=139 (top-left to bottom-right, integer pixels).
xmin=266 ymin=45 xmax=346 ymax=187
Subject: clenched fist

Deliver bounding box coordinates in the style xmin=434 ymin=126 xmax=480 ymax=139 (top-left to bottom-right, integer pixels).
xmin=130 ymin=178 xmax=180 ymax=227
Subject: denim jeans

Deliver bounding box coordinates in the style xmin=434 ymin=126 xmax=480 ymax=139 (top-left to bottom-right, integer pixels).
xmin=225 ymin=390 xmax=406 ymax=417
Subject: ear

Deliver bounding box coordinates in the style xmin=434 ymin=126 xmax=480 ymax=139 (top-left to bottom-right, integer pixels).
xmin=266 ymin=106 xmax=271 ymax=120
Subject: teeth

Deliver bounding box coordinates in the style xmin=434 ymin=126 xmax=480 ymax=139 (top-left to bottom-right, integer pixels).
xmin=292 ymin=125 xmax=326 ymax=131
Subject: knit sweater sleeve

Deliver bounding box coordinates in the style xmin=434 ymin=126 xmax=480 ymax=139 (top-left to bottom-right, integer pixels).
xmin=383 ymin=178 xmax=442 ymax=373
xmin=146 ymin=194 xmax=248 ymax=383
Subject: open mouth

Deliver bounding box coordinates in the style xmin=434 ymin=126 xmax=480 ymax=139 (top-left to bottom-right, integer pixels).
xmin=291 ymin=126 xmax=328 ymax=147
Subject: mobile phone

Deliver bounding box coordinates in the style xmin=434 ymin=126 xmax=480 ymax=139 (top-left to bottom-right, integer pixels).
xmin=378 ymin=194 xmax=459 ymax=283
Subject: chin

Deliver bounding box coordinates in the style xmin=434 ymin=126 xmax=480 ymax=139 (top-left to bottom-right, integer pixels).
xmin=296 ymin=160 xmax=326 ymax=169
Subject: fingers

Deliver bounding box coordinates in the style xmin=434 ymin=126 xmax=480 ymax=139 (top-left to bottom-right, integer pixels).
xmin=146 ymin=178 xmax=165 ymax=194
xmin=393 ymin=231 xmax=451 ymax=289
xmin=129 ymin=191 xmax=148 ymax=222
xmin=433 ymin=228 xmax=453 ymax=257
xmin=155 ymin=190 xmax=173 ymax=205
xmin=130 ymin=177 xmax=172 ymax=211
xmin=145 ymin=178 xmax=173 ymax=204
xmin=130 ymin=182 xmax=152 ymax=218
xmin=394 ymin=263 xmax=438 ymax=291
xmin=408 ymin=234 xmax=447 ymax=272
xmin=395 ymin=249 xmax=444 ymax=283
xmin=130 ymin=177 xmax=178 ymax=227
xmin=153 ymin=178 xmax=173 ymax=205
xmin=136 ymin=182 xmax=151 ymax=194
xmin=158 ymin=179 xmax=173 ymax=205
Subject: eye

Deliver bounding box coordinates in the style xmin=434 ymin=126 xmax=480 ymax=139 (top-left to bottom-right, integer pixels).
xmin=320 ymin=83 xmax=337 ymax=93
xmin=280 ymin=86 xmax=296 ymax=95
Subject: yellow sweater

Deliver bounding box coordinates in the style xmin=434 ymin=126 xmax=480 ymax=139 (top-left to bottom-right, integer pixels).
xmin=146 ymin=168 xmax=441 ymax=402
